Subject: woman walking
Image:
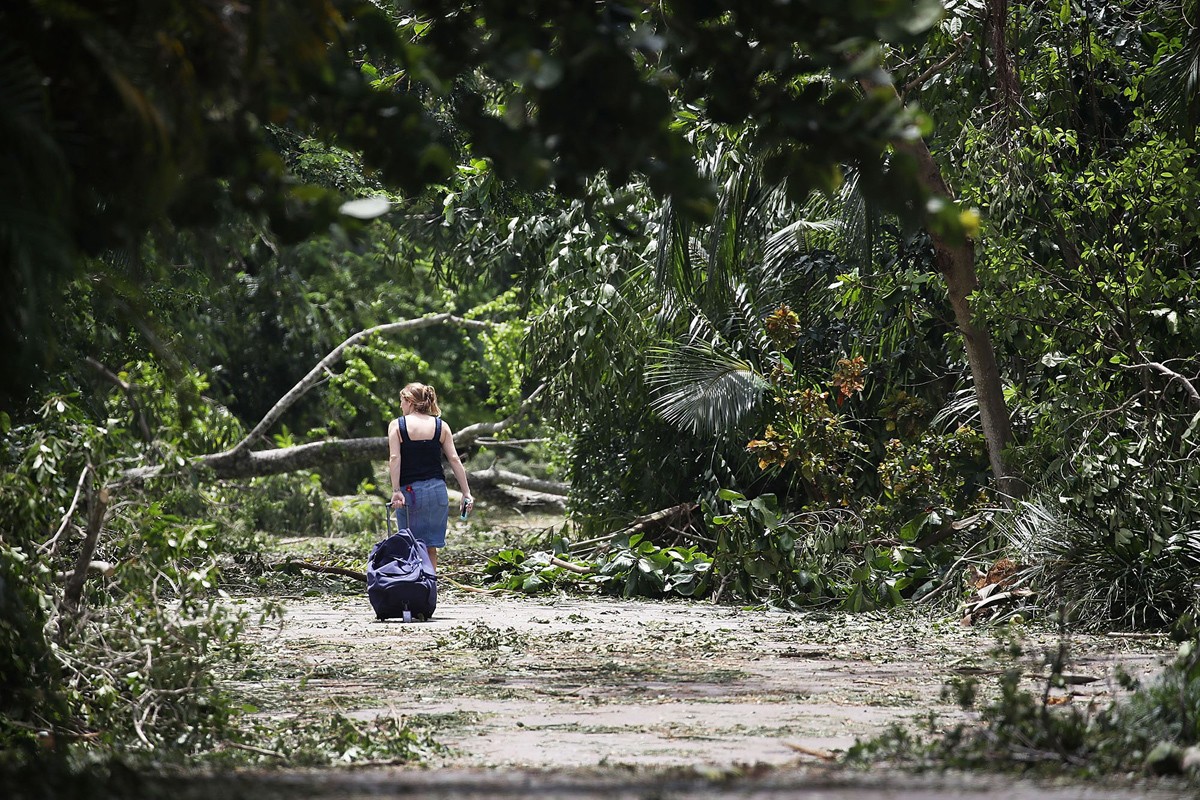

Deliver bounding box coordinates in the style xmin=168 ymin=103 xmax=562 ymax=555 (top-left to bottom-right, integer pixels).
xmin=387 ymin=382 xmax=473 ymax=571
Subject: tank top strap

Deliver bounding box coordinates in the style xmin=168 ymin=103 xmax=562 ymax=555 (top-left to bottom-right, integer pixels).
xmin=397 ymin=416 xmax=411 ymax=443
xmin=434 ymin=417 xmax=442 ymax=442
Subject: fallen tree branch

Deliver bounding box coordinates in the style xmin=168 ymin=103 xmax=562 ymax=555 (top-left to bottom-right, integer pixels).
xmin=903 ymin=31 xmax=969 ymax=95
xmin=571 ymin=503 xmax=698 ymax=552
xmin=117 ymin=383 xmax=553 ymax=486
xmin=223 ymin=741 xmax=285 ymax=759
xmin=783 ymin=742 xmax=837 ymax=761
xmin=468 ymin=465 xmax=570 ymax=497
xmin=276 ymin=560 xmax=367 ymax=583
xmin=56 ymin=561 xmax=117 ymax=582
xmin=474 ymin=438 xmax=550 ymax=448
xmin=62 ymin=477 xmax=109 ymax=616
xmin=549 ymin=556 xmax=593 ymax=575
xmin=455 ymin=383 xmax=546 ymax=449
xmin=43 ymin=464 xmax=91 ymax=555
xmin=1120 ymin=360 xmax=1200 ymax=410
xmin=228 ymin=312 xmax=496 ymax=456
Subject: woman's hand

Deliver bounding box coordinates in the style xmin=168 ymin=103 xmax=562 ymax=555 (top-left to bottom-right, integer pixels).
xmin=391 ymin=489 xmax=406 ymax=508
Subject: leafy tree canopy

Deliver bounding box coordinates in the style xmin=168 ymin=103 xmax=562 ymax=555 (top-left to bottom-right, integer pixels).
xmin=2 ymin=0 xmax=946 ymax=410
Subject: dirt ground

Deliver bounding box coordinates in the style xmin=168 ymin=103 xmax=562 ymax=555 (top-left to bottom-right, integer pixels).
xmin=214 ymin=497 xmax=1191 ymax=799
xmin=219 ymin=584 xmax=1189 ymax=798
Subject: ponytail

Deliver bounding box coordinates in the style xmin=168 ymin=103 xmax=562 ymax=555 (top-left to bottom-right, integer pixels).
xmin=400 ymin=382 xmax=441 ymax=416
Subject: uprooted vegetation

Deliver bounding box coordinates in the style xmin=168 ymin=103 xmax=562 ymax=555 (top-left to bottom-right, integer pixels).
xmin=852 ymin=620 xmax=1200 ymax=786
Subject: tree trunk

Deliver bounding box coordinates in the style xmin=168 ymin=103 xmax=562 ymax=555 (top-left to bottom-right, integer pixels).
xmin=985 ymin=0 xmax=1020 ymax=125
xmin=861 ymin=76 xmax=1017 ymax=497
xmin=900 ymin=134 xmax=1016 ymax=498
xmin=62 ymin=483 xmax=108 ymax=606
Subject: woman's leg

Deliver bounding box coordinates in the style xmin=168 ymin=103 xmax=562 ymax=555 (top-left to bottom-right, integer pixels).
xmin=427 ymin=546 xmax=438 ymax=571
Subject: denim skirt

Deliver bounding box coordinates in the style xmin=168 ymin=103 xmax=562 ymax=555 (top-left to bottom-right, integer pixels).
xmin=395 ymin=477 xmax=449 ymax=548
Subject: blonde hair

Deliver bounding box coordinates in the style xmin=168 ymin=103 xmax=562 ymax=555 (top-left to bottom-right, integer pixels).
xmin=400 ymin=382 xmax=441 ymax=416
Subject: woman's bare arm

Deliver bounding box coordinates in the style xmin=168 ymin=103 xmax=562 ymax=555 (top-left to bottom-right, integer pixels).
xmin=388 ymin=418 xmax=404 ymax=507
xmin=441 ymin=422 xmax=473 ymax=508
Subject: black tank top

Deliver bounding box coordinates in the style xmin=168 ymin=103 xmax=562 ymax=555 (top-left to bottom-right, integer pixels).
xmin=397 ymin=416 xmax=445 ymax=484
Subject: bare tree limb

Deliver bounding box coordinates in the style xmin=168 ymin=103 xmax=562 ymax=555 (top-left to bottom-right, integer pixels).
xmin=227 ymin=312 xmax=496 ymax=456
xmin=475 ymin=438 xmax=550 ymax=448
xmin=43 ymin=464 xmax=91 ymax=555
xmin=903 ymin=31 xmax=970 ymax=95
xmin=1120 ymin=361 xmax=1200 ymax=409
xmin=455 ymin=382 xmax=547 ymax=449
xmin=62 ymin=478 xmax=109 ymax=614
xmin=116 ymin=382 xmax=556 ymax=486
xmin=468 ymin=465 xmax=569 ymax=497
xmin=571 ymin=503 xmax=698 ymax=551
xmin=117 ymin=440 xmax=572 ymax=496
xmin=276 ymin=560 xmax=367 ymax=582
xmin=56 ymin=561 xmax=117 ymax=582
xmin=549 ymin=556 xmax=593 ymax=574
xmin=223 ymin=741 xmax=285 ymax=759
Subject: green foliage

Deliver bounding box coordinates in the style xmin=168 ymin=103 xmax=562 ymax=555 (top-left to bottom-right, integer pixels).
xmin=4 ymin=0 xmax=945 ymax=412
xmin=233 ymin=713 xmax=444 ymax=767
xmin=329 ymin=493 xmax=388 ymax=540
xmin=851 ymin=627 xmax=1200 ymax=783
xmin=707 ymin=490 xmax=802 ymax=602
xmin=706 ymin=488 xmax=941 ymax=611
xmin=233 ymin=473 xmax=333 ymax=539
xmin=747 ymin=380 xmax=867 ymax=505
xmin=0 ymin=542 xmax=67 ymax=745
xmin=877 ymin=427 xmax=989 ymax=519
xmin=482 ymin=534 xmax=713 ymax=600
xmin=483 ymin=548 xmax=575 ymax=594
xmin=0 ymin=379 xmax=273 ymax=757
xmin=471 ymin=290 xmax=528 ymax=412
xmin=842 ymin=543 xmax=933 ymax=613
xmin=594 ymin=535 xmax=713 ymax=599
xmin=1002 ymin=500 xmax=1200 ymax=631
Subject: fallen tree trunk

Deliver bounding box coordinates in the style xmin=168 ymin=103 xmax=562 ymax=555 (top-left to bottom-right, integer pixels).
xmin=467 ymin=465 xmax=569 ymax=497
xmin=116 ymin=383 xmax=560 ymax=493
xmin=228 ymin=313 xmax=495 ymax=457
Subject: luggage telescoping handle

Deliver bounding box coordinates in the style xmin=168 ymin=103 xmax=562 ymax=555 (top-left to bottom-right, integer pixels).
xmin=384 ymin=497 xmax=410 ymax=534
xmin=382 ymin=499 xmax=414 ymax=623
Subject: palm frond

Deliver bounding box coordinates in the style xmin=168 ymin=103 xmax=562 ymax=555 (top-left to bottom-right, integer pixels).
xmin=646 ymin=340 xmax=767 ymax=436
xmin=1146 ymin=1 xmax=1200 ymax=137
xmin=761 ymin=217 xmax=842 ymax=270
xmin=1000 ymin=498 xmax=1200 ymax=631
xmin=932 ymin=386 xmax=983 ymax=433
xmin=653 ymin=196 xmax=695 ymax=297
